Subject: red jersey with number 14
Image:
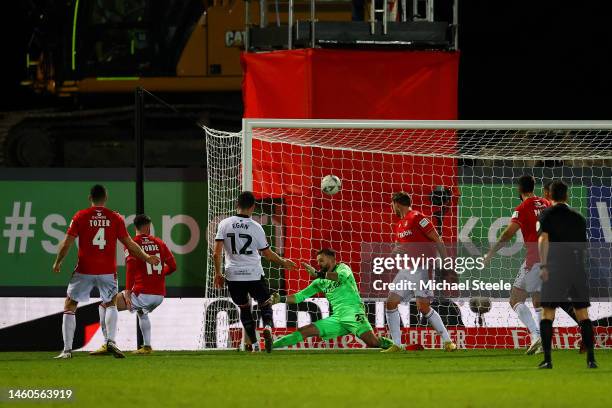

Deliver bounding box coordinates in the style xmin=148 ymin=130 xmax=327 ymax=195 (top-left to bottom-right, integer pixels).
xmin=511 ymin=196 xmax=550 ymax=268
xmin=394 ymin=210 xmax=437 ymax=258
xmin=66 ymin=206 xmax=128 ymax=275
xmin=125 ymin=234 xmax=176 ymax=296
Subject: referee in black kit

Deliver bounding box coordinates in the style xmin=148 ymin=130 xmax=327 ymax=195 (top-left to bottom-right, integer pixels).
xmin=537 ymin=180 xmax=597 ymax=369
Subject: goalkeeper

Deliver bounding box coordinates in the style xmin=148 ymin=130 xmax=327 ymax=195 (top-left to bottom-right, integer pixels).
xmin=272 ymin=248 xmax=393 ymax=350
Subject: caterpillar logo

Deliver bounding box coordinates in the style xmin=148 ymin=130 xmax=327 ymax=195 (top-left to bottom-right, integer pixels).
xmin=225 ymin=31 xmax=246 ymax=48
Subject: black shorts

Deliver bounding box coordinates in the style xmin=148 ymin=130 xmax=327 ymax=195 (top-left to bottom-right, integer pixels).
xmin=540 ymin=301 xmax=591 ymax=310
xmin=541 ymin=274 xmax=590 ymax=310
xmin=226 ymin=277 xmax=271 ymax=306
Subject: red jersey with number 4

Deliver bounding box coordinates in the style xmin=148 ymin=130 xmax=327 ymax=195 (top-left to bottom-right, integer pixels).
xmin=66 ymin=206 xmax=128 ymax=275
xmin=511 ymin=196 xmax=550 ymax=268
xmin=394 ymin=210 xmax=437 ymax=258
xmin=125 ymin=234 xmax=176 ymax=296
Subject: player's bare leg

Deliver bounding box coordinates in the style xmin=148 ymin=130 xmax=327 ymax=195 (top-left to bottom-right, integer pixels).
xmin=417 ymin=297 xmax=456 ymax=351
xmin=384 ymin=294 xmax=403 ymax=351
xmin=359 ymin=330 xmax=394 ymax=349
xmin=272 ymin=324 xmax=319 ymax=349
xmin=55 ymin=297 xmax=78 ymax=359
xmin=102 ymin=294 xmax=125 ymax=359
xmin=510 ymin=287 xmax=540 ymax=354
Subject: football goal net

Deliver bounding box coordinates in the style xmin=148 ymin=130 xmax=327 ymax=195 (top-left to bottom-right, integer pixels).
xmin=201 ymin=119 xmax=612 ymax=350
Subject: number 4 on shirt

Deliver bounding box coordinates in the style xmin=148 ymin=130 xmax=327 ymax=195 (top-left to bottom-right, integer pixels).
xmin=92 ymin=228 xmax=107 ymax=250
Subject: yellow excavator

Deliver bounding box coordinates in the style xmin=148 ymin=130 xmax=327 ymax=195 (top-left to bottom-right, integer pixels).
xmin=5 ymin=0 xmax=354 ymax=166
xmin=23 ymin=0 xmax=353 ymax=96
xmin=11 ymin=0 xmax=452 ymax=166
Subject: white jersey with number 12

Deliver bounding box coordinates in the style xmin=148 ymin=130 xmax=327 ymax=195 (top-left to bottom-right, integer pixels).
xmin=215 ymin=215 xmax=269 ymax=281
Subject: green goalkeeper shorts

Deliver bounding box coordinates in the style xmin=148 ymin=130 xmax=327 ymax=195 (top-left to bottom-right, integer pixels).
xmin=313 ymin=312 xmax=373 ymax=340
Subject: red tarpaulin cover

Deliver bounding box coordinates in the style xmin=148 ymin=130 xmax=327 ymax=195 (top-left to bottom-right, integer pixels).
xmin=241 ymin=49 xmax=459 ymax=292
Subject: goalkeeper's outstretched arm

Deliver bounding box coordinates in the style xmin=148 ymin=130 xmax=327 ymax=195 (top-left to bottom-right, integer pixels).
xmin=271 ymin=280 xmax=321 ymax=305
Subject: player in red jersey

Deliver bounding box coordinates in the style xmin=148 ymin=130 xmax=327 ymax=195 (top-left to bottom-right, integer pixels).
xmin=90 ymin=214 xmax=176 ymax=355
xmin=52 ymin=185 xmax=160 ymax=359
xmin=383 ymin=192 xmax=456 ymax=353
xmin=485 ymin=175 xmax=549 ymax=355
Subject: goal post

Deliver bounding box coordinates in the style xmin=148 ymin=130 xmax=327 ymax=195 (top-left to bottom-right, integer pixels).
xmin=202 ymin=119 xmax=612 ymax=350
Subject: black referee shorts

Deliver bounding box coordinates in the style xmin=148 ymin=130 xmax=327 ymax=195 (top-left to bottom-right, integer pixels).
xmin=541 ymin=273 xmax=591 ymax=310
xmin=226 ymin=277 xmax=271 ymax=306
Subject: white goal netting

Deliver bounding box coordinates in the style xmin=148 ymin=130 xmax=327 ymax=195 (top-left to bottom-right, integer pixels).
xmin=202 ymin=120 xmax=612 ymax=350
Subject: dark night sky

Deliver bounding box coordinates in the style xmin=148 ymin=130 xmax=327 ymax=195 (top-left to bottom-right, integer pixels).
xmin=3 ymin=0 xmax=612 ymax=119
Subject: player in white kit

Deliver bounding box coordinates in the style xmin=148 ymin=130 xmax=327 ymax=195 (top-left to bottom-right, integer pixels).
xmin=213 ymin=191 xmax=296 ymax=352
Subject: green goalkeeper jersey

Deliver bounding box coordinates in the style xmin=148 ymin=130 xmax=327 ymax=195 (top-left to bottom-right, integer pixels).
xmin=293 ymin=263 xmax=365 ymax=317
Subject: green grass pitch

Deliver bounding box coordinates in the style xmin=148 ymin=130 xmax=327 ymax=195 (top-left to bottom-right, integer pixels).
xmin=1 ymin=349 xmax=610 ymax=407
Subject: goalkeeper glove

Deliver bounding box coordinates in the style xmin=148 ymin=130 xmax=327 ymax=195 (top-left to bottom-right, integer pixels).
xmin=302 ymin=262 xmax=318 ymax=278
xmin=271 ymin=292 xmax=287 ymax=305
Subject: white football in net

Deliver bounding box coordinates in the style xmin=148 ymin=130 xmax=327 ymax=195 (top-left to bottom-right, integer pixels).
xmin=321 ymin=175 xmax=342 ymax=195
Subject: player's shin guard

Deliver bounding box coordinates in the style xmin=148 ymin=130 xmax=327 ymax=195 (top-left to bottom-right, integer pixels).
xmin=105 ymin=305 xmax=118 ymax=342
xmin=138 ymin=313 xmax=152 ymax=347
xmin=98 ymin=304 xmax=107 ymax=341
xmin=579 ymin=319 xmax=596 ymax=363
xmin=239 ymin=306 xmax=258 ymax=345
xmin=540 ymin=319 xmax=553 ymax=363
xmin=272 ymin=331 xmax=304 ymax=349
xmin=385 ymin=308 xmax=402 ymax=346
xmin=425 ymin=309 xmax=451 ymax=343
xmin=62 ymin=311 xmax=76 ymax=352
xmin=513 ymin=303 xmax=540 ymax=337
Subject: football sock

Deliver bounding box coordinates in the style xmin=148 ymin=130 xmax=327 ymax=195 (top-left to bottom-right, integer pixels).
xmin=98 ymin=304 xmax=107 ymax=341
xmin=105 ymin=305 xmax=118 ymax=343
xmin=62 ymin=311 xmax=76 ymax=352
xmin=579 ymin=319 xmax=596 ymax=363
xmin=138 ymin=313 xmax=152 ymax=347
xmin=534 ymin=307 xmax=542 ymax=330
xmin=260 ymin=303 xmax=274 ymax=328
xmin=540 ymin=318 xmax=553 ymax=363
xmin=239 ymin=306 xmax=258 ymax=344
xmin=385 ymin=308 xmax=402 ymax=346
xmin=425 ymin=309 xmax=451 ymax=343
xmin=272 ymin=331 xmax=303 ymax=349
xmin=513 ymin=303 xmax=539 ymax=337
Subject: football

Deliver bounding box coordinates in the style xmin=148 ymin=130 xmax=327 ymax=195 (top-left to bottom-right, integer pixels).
xmin=321 ymin=175 xmax=342 ymax=195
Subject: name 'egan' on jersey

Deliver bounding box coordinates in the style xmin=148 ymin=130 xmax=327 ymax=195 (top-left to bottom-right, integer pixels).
xmin=214 ymin=214 xmax=270 ymax=281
